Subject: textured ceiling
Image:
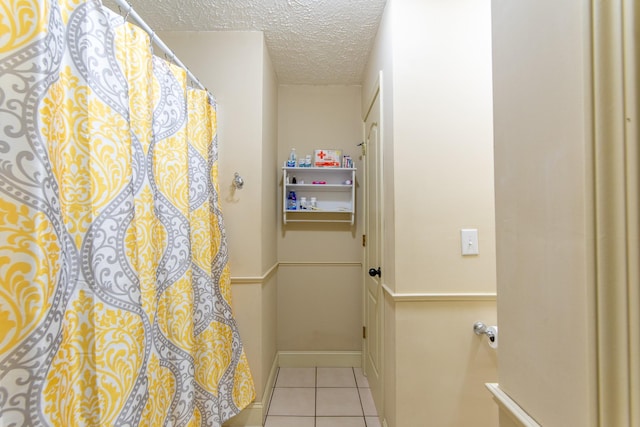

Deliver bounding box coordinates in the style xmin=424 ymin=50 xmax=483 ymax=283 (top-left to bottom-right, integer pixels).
xmin=104 ymin=0 xmax=387 ymax=85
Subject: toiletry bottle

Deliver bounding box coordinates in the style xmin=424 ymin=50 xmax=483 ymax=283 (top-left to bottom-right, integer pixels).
xmin=287 ymin=191 xmax=297 ymax=210
xmin=289 ymin=148 xmax=297 ymax=167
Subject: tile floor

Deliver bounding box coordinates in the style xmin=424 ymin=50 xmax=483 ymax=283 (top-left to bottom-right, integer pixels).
xmin=264 ymin=367 xmax=380 ymax=427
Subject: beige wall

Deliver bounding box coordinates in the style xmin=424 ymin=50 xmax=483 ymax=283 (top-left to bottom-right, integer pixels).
xmin=491 ymin=1 xmax=597 ymax=426
xmin=261 ymin=43 xmax=279 ymax=273
xmin=498 ymin=410 xmax=523 ymax=427
xmin=395 ymin=302 xmax=497 ymax=426
xmin=258 ymin=39 xmax=279 ymax=403
xmin=391 ymin=0 xmax=496 ymax=294
xmin=277 ymin=85 xmax=364 ymax=351
xmin=362 ymin=0 xmax=498 ymax=425
xmin=383 ymin=294 xmax=397 ymax=427
xmin=277 ymin=264 xmax=361 ymax=350
xmin=160 ymin=32 xmax=279 ymax=416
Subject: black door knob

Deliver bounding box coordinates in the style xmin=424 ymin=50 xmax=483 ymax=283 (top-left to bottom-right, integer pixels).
xmin=368 ymin=267 xmax=381 ymax=278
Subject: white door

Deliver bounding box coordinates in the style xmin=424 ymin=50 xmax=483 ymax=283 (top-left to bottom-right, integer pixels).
xmin=363 ymin=86 xmax=383 ymax=414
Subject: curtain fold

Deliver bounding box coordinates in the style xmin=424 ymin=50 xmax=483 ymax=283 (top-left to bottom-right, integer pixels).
xmin=0 ymin=1 xmax=255 ymax=426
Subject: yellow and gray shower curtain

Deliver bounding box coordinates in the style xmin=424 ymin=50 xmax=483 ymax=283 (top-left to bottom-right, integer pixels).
xmin=0 ymin=0 xmax=255 ymax=425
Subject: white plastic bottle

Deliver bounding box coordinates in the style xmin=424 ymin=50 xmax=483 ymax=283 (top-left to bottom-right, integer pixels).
xmin=289 ymin=148 xmax=297 ymax=166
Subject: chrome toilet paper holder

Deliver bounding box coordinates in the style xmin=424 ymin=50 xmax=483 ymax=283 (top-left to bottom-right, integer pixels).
xmin=473 ymin=321 xmax=496 ymax=343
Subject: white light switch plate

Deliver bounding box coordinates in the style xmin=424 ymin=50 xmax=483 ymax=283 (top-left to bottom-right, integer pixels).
xmin=461 ymin=229 xmax=479 ymax=255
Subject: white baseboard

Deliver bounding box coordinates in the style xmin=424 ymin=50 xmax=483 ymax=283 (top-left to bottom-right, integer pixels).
xmin=277 ymin=351 xmax=362 ymax=368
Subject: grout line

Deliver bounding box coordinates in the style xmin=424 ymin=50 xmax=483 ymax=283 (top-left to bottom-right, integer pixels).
xmin=265 ymin=367 xmax=280 ymax=417
xmin=351 ymin=366 xmax=358 ymax=388
xmin=355 ymin=370 xmax=367 ymax=419
xmin=267 ymin=366 xmax=376 ymax=426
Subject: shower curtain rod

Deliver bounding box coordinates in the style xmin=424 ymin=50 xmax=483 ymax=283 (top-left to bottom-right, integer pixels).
xmin=110 ymin=0 xmax=211 ymax=97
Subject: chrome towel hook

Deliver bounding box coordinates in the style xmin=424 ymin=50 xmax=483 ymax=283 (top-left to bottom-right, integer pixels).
xmin=233 ymin=172 xmax=244 ymax=189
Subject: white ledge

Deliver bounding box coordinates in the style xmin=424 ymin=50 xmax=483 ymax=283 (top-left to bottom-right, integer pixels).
xmin=230 ymin=263 xmax=278 ymax=284
xmin=382 ymin=283 xmax=496 ymax=302
xmin=485 ymin=383 xmax=541 ymax=427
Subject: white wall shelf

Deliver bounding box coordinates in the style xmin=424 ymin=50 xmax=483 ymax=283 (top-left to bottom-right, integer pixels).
xmin=282 ymin=167 xmax=356 ymax=225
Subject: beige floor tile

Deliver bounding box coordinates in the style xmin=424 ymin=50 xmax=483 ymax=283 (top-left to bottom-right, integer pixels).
xmin=275 ymin=367 xmax=316 ymax=388
xmin=316 ymin=416 xmax=367 ymax=427
xmin=316 ymin=387 xmax=363 ymax=416
xmin=365 ymin=416 xmax=382 ymax=427
xmin=264 ymin=416 xmax=315 ymax=427
xmin=317 ymin=367 xmax=357 ymax=387
xmin=268 ymin=388 xmax=315 ymax=416
xmin=353 ymin=368 xmax=370 ymax=388
xmin=358 ymin=387 xmax=378 ymax=416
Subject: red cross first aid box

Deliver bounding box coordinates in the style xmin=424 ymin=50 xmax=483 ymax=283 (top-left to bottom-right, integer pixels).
xmin=314 ymin=149 xmax=342 ymax=168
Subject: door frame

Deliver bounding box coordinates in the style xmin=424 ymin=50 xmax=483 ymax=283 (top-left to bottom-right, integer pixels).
xmin=592 ymin=0 xmax=639 ymax=423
